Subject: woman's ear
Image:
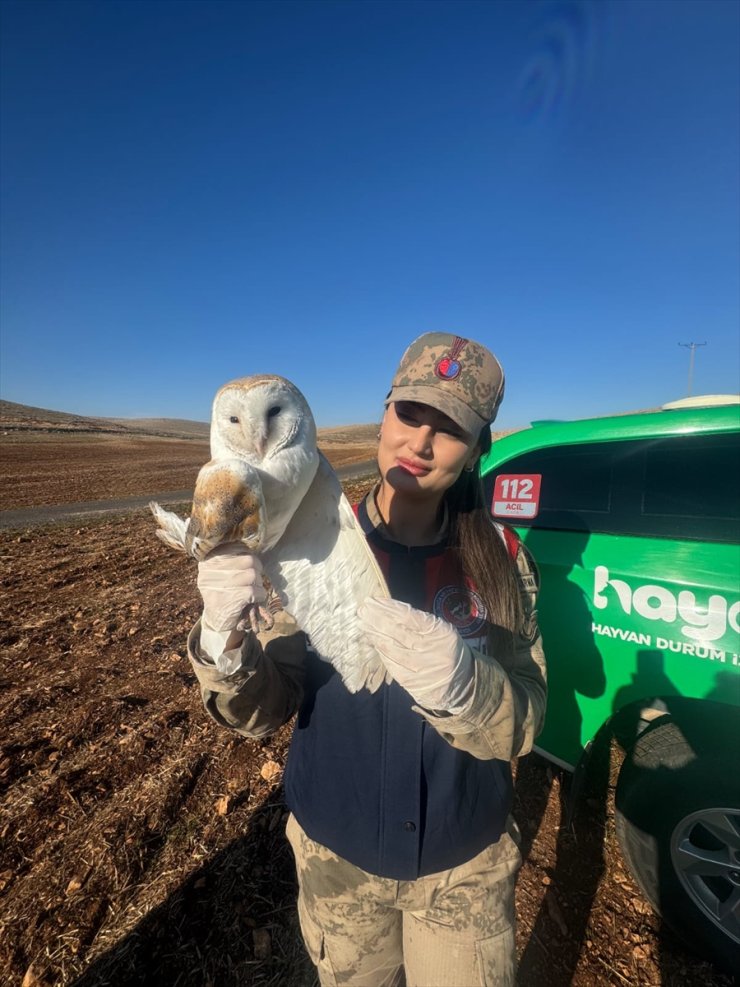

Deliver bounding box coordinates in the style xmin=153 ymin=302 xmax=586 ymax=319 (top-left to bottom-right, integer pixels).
xmin=464 ymin=445 xmax=481 ymax=472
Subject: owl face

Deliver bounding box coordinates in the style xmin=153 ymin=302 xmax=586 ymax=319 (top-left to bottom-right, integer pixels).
xmin=210 ymin=375 xmax=318 ymax=465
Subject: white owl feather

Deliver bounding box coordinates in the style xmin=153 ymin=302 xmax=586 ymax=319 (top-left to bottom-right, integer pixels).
xmin=150 ymin=374 xmax=390 ymax=693
xmin=262 ymin=453 xmax=391 ymax=693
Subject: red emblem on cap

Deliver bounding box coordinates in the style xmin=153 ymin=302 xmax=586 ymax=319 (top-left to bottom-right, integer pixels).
xmin=435 ymin=336 xmax=467 ymax=380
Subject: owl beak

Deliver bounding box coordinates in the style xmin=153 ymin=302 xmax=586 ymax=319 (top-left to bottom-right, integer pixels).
xmin=246 ymin=425 xmax=266 ymax=459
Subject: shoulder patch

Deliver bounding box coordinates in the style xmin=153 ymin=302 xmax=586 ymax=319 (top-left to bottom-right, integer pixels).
xmin=519 ymin=543 xmax=540 ymax=593
xmin=519 ymin=571 xmax=538 ymax=593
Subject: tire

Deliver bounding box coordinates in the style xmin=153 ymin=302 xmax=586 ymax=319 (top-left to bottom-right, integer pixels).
xmin=615 ymin=717 xmax=740 ymax=975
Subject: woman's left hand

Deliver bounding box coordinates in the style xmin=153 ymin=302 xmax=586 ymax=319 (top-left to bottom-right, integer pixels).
xmin=357 ymin=597 xmax=475 ymax=713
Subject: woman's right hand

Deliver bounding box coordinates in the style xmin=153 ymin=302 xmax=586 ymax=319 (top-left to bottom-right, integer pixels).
xmin=197 ymin=543 xmax=269 ymax=632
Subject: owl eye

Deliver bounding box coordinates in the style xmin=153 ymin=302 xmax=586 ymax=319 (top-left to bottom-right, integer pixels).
xmin=229 ymin=415 xmax=240 ymax=424
xmin=267 ymin=406 xmax=281 ymax=418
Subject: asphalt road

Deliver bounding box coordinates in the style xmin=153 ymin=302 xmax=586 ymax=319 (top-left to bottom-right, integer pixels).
xmin=0 ymin=459 xmax=379 ymax=530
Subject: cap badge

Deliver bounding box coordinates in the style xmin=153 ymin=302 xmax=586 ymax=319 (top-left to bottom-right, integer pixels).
xmin=434 ymin=336 xmax=468 ymax=381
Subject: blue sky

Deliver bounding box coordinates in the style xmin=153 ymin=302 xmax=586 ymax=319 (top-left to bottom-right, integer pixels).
xmin=1 ymin=0 xmax=738 ymax=430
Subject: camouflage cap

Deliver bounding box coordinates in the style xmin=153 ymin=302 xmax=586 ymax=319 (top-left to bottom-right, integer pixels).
xmin=386 ymin=332 xmax=505 ymax=435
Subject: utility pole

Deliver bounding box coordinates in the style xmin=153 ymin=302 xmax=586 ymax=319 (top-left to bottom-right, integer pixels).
xmin=678 ymin=342 xmax=706 ymax=397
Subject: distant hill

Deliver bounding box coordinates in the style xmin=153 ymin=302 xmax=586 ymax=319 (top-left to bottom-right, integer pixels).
xmin=0 ymin=399 xmax=379 ymax=445
xmin=104 ymin=416 xmax=211 ymax=439
xmin=0 ymin=400 xmax=210 ymax=439
xmin=3 ymin=397 xmax=674 ymax=447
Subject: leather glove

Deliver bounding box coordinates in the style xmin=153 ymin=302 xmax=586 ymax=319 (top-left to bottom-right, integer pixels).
xmin=357 ymin=597 xmax=475 ymax=713
xmin=197 ymin=543 xmax=272 ymax=634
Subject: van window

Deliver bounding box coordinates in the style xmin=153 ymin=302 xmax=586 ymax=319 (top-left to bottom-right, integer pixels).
xmin=642 ymin=434 xmax=740 ymax=522
xmin=488 ymin=431 xmax=739 ymax=543
xmin=486 ymin=441 xmax=620 ymax=532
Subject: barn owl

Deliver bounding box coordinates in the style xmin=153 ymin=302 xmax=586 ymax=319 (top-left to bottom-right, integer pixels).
xmin=150 ymin=374 xmax=391 ymax=693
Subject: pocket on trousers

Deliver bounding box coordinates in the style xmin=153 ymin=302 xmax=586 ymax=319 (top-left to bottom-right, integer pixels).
xmin=297 ymin=893 xmax=338 ymax=986
xmin=475 ymin=926 xmax=516 ymax=987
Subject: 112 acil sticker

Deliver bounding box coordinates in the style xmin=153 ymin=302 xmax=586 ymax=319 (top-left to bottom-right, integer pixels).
xmin=492 ymin=474 xmax=542 ymax=519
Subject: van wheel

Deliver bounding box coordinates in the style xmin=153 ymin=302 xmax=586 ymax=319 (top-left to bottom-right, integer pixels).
xmin=615 ymin=718 xmax=740 ymax=973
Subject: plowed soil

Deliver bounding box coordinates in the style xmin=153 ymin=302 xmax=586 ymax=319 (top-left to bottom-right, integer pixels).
xmin=0 ymin=432 xmax=379 ymax=511
xmin=0 ymin=435 xmax=732 ymax=986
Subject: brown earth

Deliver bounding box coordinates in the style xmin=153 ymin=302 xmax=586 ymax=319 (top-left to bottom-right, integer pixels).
xmin=0 ymin=431 xmax=379 ymax=512
xmin=0 ymin=435 xmax=732 ymax=986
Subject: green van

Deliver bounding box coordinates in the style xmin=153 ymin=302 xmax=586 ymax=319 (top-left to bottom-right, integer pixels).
xmin=480 ymin=397 xmax=740 ymax=971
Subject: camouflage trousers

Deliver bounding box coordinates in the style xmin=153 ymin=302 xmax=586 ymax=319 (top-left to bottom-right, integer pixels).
xmin=285 ymin=813 xmax=521 ymax=987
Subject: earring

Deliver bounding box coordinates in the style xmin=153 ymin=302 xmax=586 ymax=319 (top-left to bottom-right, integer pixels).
xmin=464 ymin=463 xmax=476 ymax=472
xmin=377 ymin=431 xmax=382 ymax=440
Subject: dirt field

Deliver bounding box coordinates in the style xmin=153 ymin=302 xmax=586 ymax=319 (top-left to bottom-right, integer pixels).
xmin=0 ymin=431 xmax=379 ymax=512
xmin=0 ymin=434 xmax=732 ymax=986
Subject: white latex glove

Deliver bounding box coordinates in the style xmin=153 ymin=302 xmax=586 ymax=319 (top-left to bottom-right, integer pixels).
xmin=357 ymin=597 xmax=475 ymax=713
xmin=196 ymin=543 xmax=272 ymax=634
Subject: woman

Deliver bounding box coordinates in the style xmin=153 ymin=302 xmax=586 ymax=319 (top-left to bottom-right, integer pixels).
xmin=189 ymin=333 xmax=546 ymax=986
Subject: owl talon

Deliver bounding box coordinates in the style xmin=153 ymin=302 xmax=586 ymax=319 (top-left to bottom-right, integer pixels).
xmin=236 ymin=604 xmax=275 ymax=634
xmin=257 ymin=604 xmax=275 ymax=631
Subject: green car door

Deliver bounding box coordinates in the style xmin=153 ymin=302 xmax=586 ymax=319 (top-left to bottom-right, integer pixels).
xmin=481 ymin=406 xmax=740 ymax=768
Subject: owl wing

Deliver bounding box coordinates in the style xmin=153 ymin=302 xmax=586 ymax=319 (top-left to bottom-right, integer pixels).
xmin=186 ymin=458 xmax=266 ymax=560
xmin=150 ymin=458 xmax=266 ymax=562
xmin=149 ymin=500 xmax=190 ymax=552
xmin=262 ymin=454 xmax=390 ymax=693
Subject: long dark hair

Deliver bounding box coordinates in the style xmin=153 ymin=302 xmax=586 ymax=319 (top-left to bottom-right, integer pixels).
xmin=444 ymin=427 xmax=524 ymax=636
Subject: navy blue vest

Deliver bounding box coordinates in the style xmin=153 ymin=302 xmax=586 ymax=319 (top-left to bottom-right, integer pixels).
xmin=283 ymin=497 xmax=513 ymax=880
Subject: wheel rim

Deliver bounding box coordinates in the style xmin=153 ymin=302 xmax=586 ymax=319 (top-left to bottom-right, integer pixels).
xmin=670 ymin=806 xmax=740 ymax=944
